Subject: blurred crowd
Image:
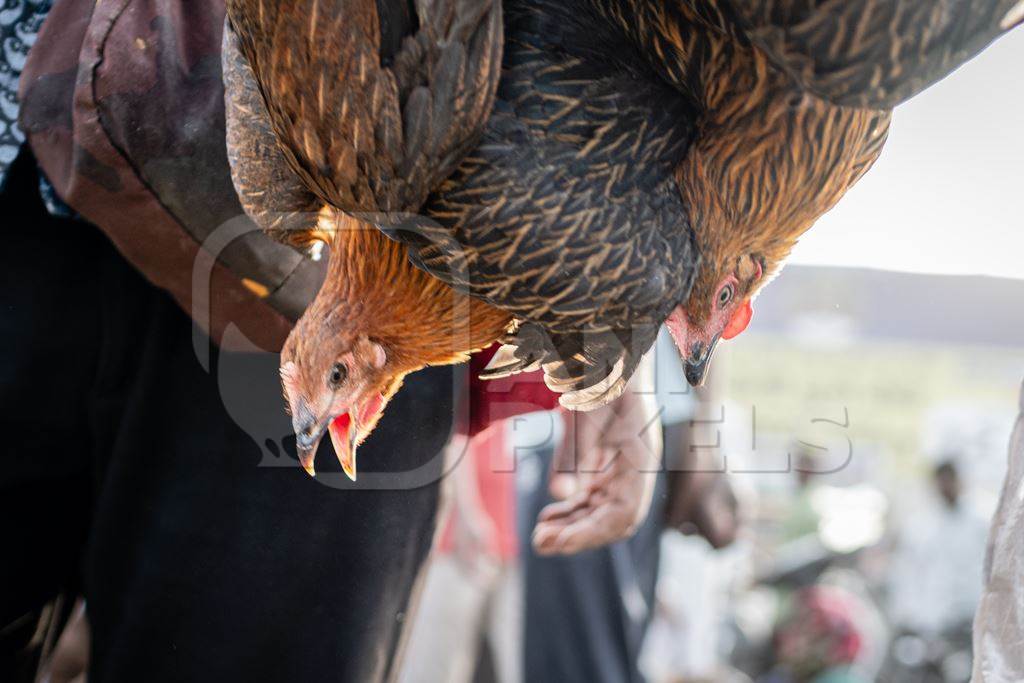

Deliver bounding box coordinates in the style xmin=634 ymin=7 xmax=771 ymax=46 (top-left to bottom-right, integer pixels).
xmin=399 ymin=330 xmax=1000 ymax=683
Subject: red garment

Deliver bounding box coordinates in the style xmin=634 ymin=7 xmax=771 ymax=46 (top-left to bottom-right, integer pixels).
xmin=436 ymin=344 xmax=558 ymax=560
xmin=437 ymin=425 xmax=519 ymax=561
xmin=466 ymin=344 xmax=559 ymax=436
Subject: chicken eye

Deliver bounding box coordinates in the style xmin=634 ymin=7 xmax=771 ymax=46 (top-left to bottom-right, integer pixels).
xmin=328 ymin=363 xmax=347 ymax=388
xmin=718 ymin=284 xmax=734 ymax=308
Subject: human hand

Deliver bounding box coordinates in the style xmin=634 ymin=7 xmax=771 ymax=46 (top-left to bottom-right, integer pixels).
xmin=532 ymin=366 xmax=662 ymax=555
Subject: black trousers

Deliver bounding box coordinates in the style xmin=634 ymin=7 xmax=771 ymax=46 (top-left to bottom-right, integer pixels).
xmin=521 ymin=447 xmax=666 ymax=683
xmin=0 ymin=151 xmax=451 ymax=682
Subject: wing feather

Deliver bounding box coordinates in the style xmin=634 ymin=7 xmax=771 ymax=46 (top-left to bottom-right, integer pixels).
xmin=727 ymin=0 xmax=1022 ymax=109
xmin=225 ymin=0 xmax=503 ymax=216
xmin=223 ymin=22 xmax=322 ymax=245
xmin=384 ymin=4 xmax=702 ymax=407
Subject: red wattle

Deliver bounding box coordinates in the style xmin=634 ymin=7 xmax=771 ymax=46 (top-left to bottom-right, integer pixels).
xmin=722 ymin=300 xmax=753 ymax=340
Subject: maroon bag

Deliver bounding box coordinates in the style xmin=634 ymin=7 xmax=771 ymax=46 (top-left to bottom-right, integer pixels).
xmin=18 ymin=0 xmax=325 ymax=352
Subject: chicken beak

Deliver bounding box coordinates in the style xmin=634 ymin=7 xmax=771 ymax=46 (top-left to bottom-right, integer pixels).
xmin=292 ymin=401 xmax=328 ymax=477
xmin=684 ymin=335 xmax=720 ymax=387
xmin=328 ymin=393 xmax=387 ymax=482
xmin=292 ymin=412 xmax=359 ymax=481
xmin=328 ymin=413 xmax=359 ymax=482
xmin=297 ymin=446 xmax=318 ymax=477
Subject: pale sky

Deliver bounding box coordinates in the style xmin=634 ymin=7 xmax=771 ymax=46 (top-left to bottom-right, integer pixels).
xmin=788 ymin=29 xmax=1024 ymax=281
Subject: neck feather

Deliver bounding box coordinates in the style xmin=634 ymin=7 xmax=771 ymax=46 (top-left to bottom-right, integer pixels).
xmin=319 ymin=211 xmax=512 ymax=373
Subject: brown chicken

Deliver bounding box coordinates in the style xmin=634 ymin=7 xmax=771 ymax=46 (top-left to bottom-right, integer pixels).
xmin=278 ymin=214 xmax=511 ymax=477
xmin=426 ymin=0 xmax=1020 ymax=391
xmin=224 ymin=0 xmax=1021 ymax=477
xmin=224 ymin=0 xmax=511 ymax=477
xmin=659 ymin=0 xmax=1024 ymax=384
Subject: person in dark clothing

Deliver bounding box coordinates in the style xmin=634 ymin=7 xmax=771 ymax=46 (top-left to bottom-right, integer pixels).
xmin=3 ymin=3 xmax=675 ymax=679
xmin=519 ymin=331 xmax=739 ymax=683
xmin=0 ymin=149 xmax=454 ymax=682
xmin=522 ymin=454 xmax=667 ymax=683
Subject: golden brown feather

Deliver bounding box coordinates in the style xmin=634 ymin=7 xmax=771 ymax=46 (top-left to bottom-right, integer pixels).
xmin=225 ymin=0 xmax=507 ymax=477
xmin=286 ymin=210 xmax=512 ymax=378
xmin=278 ymin=209 xmax=511 ymax=477
xmin=225 ymin=0 xmax=1020 ymax=452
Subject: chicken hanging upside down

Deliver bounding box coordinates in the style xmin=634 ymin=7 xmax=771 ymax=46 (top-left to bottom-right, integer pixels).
xmin=278 ymin=214 xmax=512 ymax=478
xmin=225 ymin=0 xmax=512 ymax=478
xmin=224 ymin=0 xmax=1022 ymax=478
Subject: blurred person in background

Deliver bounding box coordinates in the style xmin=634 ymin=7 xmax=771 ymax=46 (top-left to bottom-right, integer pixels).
xmin=880 ymin=459 xmax=987 ymax=681
xmin=520 ymin=331 xmax=739 ymax=683
xmin=402 ymin=334 xmax=669 ymax=683
xmin=639 ymin=333 xmax=745 ymax=683
xmin=639 ymin=528 xmax=745 ymax=683
xmin=398 ymin=427 xmax=522 ymax=683
xmin=888 ymin=459 xmax=988 ymax=638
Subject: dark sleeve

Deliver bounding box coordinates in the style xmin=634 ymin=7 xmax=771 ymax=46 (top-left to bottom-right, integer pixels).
xmin=225 ymin=0 xmax=503 ymax=215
